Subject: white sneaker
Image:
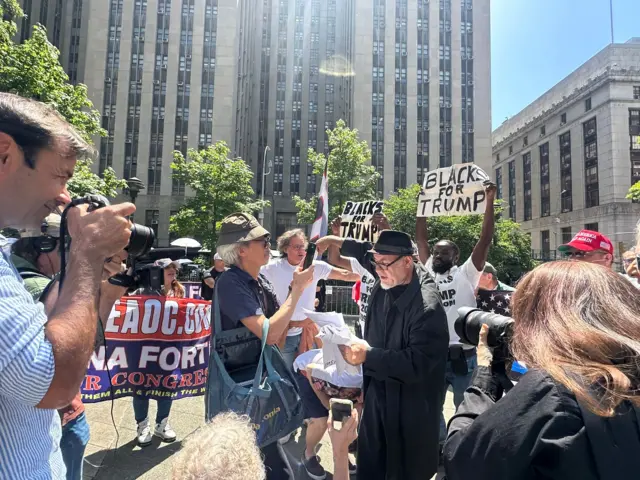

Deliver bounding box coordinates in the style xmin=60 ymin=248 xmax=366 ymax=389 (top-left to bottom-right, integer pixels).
xmin=136 ymin=418 xmax=152 ymax=447
xmin=154 ymin=418 xmax=177 ymax=443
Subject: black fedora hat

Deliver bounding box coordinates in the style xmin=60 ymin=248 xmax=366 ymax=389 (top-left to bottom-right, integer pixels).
xmin=369 ymin=230 xmax=414 ymax=256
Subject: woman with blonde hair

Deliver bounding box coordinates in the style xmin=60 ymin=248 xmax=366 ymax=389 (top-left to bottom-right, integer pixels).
xmin=445 ymin=261 xmax=640 ymax=480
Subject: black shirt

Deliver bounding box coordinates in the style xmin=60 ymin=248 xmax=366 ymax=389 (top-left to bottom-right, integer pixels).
xmin=444 ymin=367 xmax=640 ymax=480
xmin=340 ymin=238 xmax=377 ymax=278
xmin=200 ymin=267 xmax=224 ymax=301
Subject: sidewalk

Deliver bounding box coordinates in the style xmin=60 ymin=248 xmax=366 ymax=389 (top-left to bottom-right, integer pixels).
xmin=82 ymin=391 xmax=456 ymax=480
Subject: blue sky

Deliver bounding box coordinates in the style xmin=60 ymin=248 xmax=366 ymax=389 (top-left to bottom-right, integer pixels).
xmin=491 ymin=0 xmax=638 ymax=130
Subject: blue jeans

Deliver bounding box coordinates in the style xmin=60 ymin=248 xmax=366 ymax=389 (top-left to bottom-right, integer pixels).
xmin=133 ymin=396 xmax=173 ymax=424
xmin=60 ymin=412 xmax=90 ymax=480
xmin=439 ymin=351 xmax=477 ymax=444
xmin=281 ymin=333 xmax=301 ymax=368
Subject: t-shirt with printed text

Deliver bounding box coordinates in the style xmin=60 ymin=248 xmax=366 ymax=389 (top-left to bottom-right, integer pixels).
xmin=425 ymin=256 xmax=482 ymax=345
xmin=349 ymin=257 xmax=376 ymax=334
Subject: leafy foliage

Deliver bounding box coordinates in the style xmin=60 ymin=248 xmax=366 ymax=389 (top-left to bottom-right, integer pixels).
xmin=294 ymin=119 xmax=380 ymax=224
xmin=627 ymin=181 xmax=640 ymax=202
xmin=384 ymin=184 xmax=535 ymax=283
xmin=0 ymin=1 xmax=124 ymax=199
xmin=169 ymin=142 xmax=269 ymax=249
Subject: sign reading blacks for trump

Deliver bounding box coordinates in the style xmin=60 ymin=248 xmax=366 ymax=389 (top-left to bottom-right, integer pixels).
xmin=341 ymin=200 xmax=384 ymax=242
xmin=417 ymin=164 xmax=490 ymax=217
xmin=81 ymin=296 xmax=211 ymax=403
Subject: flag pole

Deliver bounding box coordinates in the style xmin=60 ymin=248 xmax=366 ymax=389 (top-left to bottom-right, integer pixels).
xmin=609 ymin=0 xmax=614 ymax=44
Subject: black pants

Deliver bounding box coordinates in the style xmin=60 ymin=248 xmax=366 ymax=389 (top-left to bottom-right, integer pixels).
xmin=262 ymin=442 xmax=290 ymax=480
xmin=357 ymin=386 xmax=387 ymax=480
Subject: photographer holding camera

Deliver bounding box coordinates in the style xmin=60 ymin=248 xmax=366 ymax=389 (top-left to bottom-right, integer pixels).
xmin=444 ymin=261 xmax=640 ymax=480
xmin=0 ymin=93 xmax=135 ymax=478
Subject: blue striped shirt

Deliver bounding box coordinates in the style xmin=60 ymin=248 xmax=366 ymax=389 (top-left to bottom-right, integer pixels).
xmin=0 ymin=238 xmax=65 ymax=479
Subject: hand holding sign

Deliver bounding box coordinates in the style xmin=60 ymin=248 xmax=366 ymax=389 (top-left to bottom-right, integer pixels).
xmin=484 ymin=181 xmax=497 ymax=203
xmin=331 ymin=216 xmax=342 ymax=236
xmin=417 ymin=164 xmax=492 ymax=218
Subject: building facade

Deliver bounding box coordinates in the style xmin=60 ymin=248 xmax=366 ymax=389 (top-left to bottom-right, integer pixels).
xmin=492 ymin=39 xmax=640 ymax=261
xmin=350 ymin=0 xmax=492 ymax=196
xmin=233 ymin=0 xmax=354 ymax=237
xmin=17 ymin=0 xmax=238 ymax=246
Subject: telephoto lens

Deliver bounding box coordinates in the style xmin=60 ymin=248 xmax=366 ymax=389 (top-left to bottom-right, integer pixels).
xmin=127 ymin=223 xmax=156 ymax=257
xmin=455 ymin=307 xmax=514 ymax=349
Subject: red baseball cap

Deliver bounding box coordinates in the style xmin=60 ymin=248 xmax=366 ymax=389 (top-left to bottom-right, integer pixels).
xmin=558 ymin=229 xmax=614 ymax=255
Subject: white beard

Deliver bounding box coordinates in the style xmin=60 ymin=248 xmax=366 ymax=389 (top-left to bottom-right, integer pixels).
xmin=380 ymin=282 xmax=393 ymax=290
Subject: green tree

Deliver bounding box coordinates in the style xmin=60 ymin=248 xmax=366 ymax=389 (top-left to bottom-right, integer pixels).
xmin=384 ymin=183 xmax=535 ymax=283
xmin=627 ymin=181 xmax=640 ymax=202
xmin=294 ymin=119 xmax=380 ymax=224
xmin=169 ymin=141 xmax=269 ymax=249
xmin=0 ymin=0 xmax=124 ymax=198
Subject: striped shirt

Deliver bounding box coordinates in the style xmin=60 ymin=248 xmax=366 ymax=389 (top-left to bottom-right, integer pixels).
xmin=0 ymin=238 xmax=65 ymax=479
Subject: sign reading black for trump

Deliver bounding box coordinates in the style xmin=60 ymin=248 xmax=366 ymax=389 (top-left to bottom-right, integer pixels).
xmin=417 ymin=164 xmax=490 ymax=217
xmin=341 ymin=200 xmax=384 ymax=242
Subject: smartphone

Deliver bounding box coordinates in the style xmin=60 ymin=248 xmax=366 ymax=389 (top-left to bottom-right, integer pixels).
xmin=330 ymin=398 xmax=353 ymax=429
xmin=303 ymin=242 xmax=317 ymax=270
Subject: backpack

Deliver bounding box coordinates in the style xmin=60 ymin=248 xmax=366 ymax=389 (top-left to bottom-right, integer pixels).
xmin=16 ymin=265 xmax=56 ymax=303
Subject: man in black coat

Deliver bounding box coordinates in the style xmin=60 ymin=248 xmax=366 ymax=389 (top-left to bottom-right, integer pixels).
xmin=340 ymin=230 xmax=449 ymax=480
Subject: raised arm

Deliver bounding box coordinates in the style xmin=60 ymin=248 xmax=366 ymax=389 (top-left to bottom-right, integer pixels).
xmin=470 ymin=183 xmax=497 ymax=272
xmin=416 ymin=216 xmax=430 ymax=264
xmin=325 ymin=217 xmax=354 ymax=271
xmin=327 ymin=266 xmax=361 ymax=283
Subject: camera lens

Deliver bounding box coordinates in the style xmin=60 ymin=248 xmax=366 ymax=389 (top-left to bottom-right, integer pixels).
xmin=127 ymin=223 xmax=155 ymax=257
xmin=455 ymin=307 xmax=514 ymax=348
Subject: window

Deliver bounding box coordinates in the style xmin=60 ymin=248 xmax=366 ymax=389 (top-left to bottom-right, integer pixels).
xmin=508 ymin=145 xmax=513 ymax=155
xmin=585 ymin=222 xmax=599 ymax=232
xmin=634 ymin=86 xmax=640 ymax=100
xmin=523 ymin=152 xmax=532 ymax=221
xmin=540 ymin=125 xmax=546 ymax=136
xmin=496 ymin=153 xmax=500 ymax=162
xmin=585 ymin=97 xmax=592 ymax=112
xmin=561 ymin=227 xmax=572 ymax=245
xmin=523 ymin=136 xmax=528 ymax=147
xmin=541 ymin=231 xmax=550 ymax=256
xmin=145 ymin=210 xmax=159 ymax=246
xmin=540 ymin=143 xmax=550 ymax=217
xmin=495 ymin=167 xmax=503 ymax=200
xmin=560 ymin=132 xmax=572 ymax=212
xmin=508 ymin=160 xmax=516 ymax=220
xmin=583 ymin=118 xmax=599 ymax=208
xmin=560 ymin=112 xmax=567 ymax=125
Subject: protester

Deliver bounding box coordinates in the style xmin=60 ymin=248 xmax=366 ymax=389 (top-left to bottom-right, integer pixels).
xmin=476 ymin=262 xmax=514 ymax=292
xmin=200 ymin=253 xmax=225 ymax=301
xmin=622 ymin=249 xmax=639 ymax=287
xmin=210 ymin=212 xmax=314 ymax=480
xmin=260 ymin=229 xmax=359 ymax=369
xmin=415 ymin=182 xmax=496 ymax=450
xmin=0 ymin=92 xmax=134 ymax=478
xmin=444 ymin=261 xmax=640 ymax=479
xmin=172 ymin=412 xmax=266 ymax=480
xmin=132 ymin=258 xmax=184 ymax=446
xmin=558 ymin=229 xmax=614 ymax=266
xmin=317 ymin=213 xmax=390 ymax=338
xmin=339 ymin=230 xmax=448 ymax=480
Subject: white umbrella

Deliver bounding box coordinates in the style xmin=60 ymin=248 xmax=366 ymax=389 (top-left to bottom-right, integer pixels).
xmin=171 ymin=238 xmax=202 ymax=249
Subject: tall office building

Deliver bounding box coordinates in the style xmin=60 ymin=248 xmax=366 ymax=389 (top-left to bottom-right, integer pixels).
xmin=234 ymin=0 xmax=354 ymax=237
xmin=236 ymin=0 xmax=491 ymax=235
xmin=351 ymin=0 xmax=492 ymax=196
xmin=492 ymin=39 xmax=640 ymax=260
xmin=17 ymin=0 xmax=237 ymax=246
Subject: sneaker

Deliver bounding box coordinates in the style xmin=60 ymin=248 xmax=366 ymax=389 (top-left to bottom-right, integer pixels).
xmin=136 ymin=418 xmax=152 ymax=447
xmin=302 ymin=454 xmax=326 ymax=480
xmin=348 ymin=458 xmax=357 ymax=474
xmin=154 ymin=418 xmax=177 ymax=443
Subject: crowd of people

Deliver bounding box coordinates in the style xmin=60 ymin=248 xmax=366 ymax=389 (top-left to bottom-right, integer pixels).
xmin=2 ymin=91 xmax=640 ymax=480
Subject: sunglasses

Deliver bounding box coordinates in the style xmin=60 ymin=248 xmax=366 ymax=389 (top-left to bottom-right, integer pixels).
xmin=250 ymin=236 xmax=271 ymax=248
xmin=371 ymin=255 xmax=405 ymax=271
xmin=563 ymin=250 xmax=606 ymax=259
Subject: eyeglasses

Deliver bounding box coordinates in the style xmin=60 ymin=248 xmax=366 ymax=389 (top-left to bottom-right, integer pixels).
xmin=371 ymin=255 xmax=405 ymax=271
xmin=251 ymin=236 xmax=271 ymax=248
xmin=563 ymin=250 xmax=605 ymax=259
xmin=289 ymin=244 xmax=307 ymax=251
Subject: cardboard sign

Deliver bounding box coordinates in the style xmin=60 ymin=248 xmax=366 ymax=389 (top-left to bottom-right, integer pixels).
xmin=340 ymin=200 xmax=384 ymax=242
xmin=417 ymin=164 xmax=490 ymax=217
xmin=81 ymin=296 xmax=211 ymax=403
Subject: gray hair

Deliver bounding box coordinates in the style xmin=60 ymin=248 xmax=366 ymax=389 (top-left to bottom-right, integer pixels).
xmin=277 ymin=228 xmax=306 ymax=257
xmin=217 ymin=242 xmax=242 ymax=266
xmin=172 ymin=412 xmax=265 ymax=480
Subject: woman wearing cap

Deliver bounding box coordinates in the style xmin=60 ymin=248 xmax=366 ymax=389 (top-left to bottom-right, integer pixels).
xmin=131 ymin=258 xmax=184 ymax=446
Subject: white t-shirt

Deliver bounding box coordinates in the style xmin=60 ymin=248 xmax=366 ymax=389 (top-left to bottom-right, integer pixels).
xmin=293 ymin=349 xmax=363 ymax=388
xmin=620 ymin=272 xmax=640 ymax=289
xmin=425 ymin=256 xmax=483 ymax=345
xmin=349 ymin=258 xmax=376 ymax=333
xmin=260 ymin=257 xmax=332 ymax=336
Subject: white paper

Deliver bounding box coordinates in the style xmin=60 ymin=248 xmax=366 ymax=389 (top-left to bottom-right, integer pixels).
xmin=302 ymin=308 xmax=345 ymax=328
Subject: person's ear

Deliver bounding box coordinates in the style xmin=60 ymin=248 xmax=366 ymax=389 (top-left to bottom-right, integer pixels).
xmin=0 ymin=132 xmax=20 ymax=177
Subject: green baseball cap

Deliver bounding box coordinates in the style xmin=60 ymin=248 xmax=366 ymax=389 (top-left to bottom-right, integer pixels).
xmin=483 ymin=262 xmax=498 ymax=276
xmin=217 ymin=213 xmax=270 ymax=247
